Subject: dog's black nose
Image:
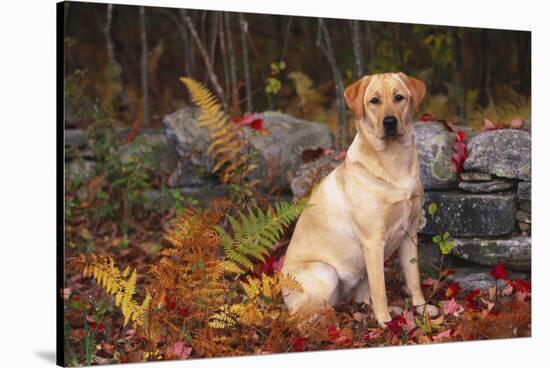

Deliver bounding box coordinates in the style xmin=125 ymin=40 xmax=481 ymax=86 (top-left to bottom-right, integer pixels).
xmin=383 ymin=116 xmax=398 ymax=136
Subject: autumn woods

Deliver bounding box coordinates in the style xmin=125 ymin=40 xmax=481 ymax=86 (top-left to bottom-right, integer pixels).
xmin=62 ymin=2 xmax=531 ymax=366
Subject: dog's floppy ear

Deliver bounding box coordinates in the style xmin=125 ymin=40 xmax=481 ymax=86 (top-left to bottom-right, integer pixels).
xmin=398 ymin=73 xmax=426 ymax=112
xmin=344 ymin=76 xmax=370 ymax=120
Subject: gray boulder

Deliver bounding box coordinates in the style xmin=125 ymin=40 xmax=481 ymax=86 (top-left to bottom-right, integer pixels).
xmin=250 ymin=112 xmax=334 ymax=190
xmin=290 ymin=154 xmax=341 ymax=199
xmin=464 ymin=129 xmax=531 ymax=180
xmin=119 ymin=131 xmax=178 ymax=175
xmin=142 ymin=185 xmax=229 ymax=211
xmin=446 ymin=266 xmax=528 ymax=291
xmin=65 ymin=129 xmax=87 ymax=148
xmin=163 ymin=108 xmax=334 ymax=191
xmin=421 ymin=191 xmax=517 ymax=237
xmin=413 ymin=122 xmax=457 ymax=189
xmin=458 ymin=179 xmax=515 ymax=193
xmin=451 ymin=236 xmax=531 ymax=271
xmin=417 ymin=237 xmax=449 ymax=274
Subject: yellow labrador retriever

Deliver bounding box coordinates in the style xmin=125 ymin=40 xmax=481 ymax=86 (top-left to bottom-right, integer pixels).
xmin=282 ymin=72 xmax=438 ymax=326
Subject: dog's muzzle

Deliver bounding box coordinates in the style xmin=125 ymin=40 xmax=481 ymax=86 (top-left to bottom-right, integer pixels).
xmin=383 ymin=116 xmax=398 ymax=137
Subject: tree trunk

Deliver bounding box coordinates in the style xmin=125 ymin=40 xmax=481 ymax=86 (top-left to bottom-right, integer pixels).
xmin=219 ymin=13 xmax=231 ymax=106
xmin=366 ymin=21 xmax=376 ymax=72
xmin=451 ymin=28 xmax=465 ymax=123
xmin=239 ymin=13 xmax=253 ymax=113
xmin=103 ymin=4 xmax=134 ymax=120
xmin=317 ymin=18 xmax=348 ymax=149
xmin=350 ymin=20 xmax=365 ymax=80
xmin=478 ymin=29 xmax=490 ymax=107
xmin=139 ymin=6 xmax=150 ymax=126
xmin=177 ymin=9 xmax=194 ymax=78
xmin=224 ymin=12 xmax=238 ymax=112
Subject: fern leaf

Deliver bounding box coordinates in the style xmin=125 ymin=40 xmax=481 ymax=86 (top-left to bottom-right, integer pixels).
xmin=180 ymin=77 xmax=247 ymax=183
xmin=216 ymin=200 xmax=311 ymax=275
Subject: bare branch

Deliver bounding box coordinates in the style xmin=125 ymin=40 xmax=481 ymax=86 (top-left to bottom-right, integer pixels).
xmin=177 ymin=9 xmax=194 ymax=77
xmin=184 ymin=15 xmax=227 ymax=109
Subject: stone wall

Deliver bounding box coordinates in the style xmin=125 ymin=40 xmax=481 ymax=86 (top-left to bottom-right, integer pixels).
xmin=65 ymin=110 xmax=531 ymax=289
xmin=290 ymin=120 xmax=532 ymax=289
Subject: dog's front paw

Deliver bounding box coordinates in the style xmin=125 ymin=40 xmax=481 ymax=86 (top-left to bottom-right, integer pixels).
xmin=414 ymin=303 xmax=439 ymax=318
xmin=375 ymin=313 xmax=392 ymax=328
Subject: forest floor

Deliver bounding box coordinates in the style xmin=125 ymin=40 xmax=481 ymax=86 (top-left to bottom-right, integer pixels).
xmin=63 ymin=211 xmax=531 ymax=365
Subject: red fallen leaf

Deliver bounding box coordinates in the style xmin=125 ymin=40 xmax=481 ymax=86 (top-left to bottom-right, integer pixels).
xmin=272 ymin=256 xmax=284 ymax=271
xmin=510 ymin=279 xmax=531 ymax=293
xmin=455 ymin=130 xmax=467 ymax=142
xmin=386 ymin=315 xmax=407 ymax=335
xmin=443 ymin=298 xmax=463 ymax=316
xmin=421 ymin=277 xmax=435 ymax=289
xmin=489 ymin=262 xmax=509 ymax=280
xmin=452 ymin=135 xmax=468 ymax=176
xmin=509 ymin=118 xmax=524 ymax=129
xmin=482 ymin=118 xmax=498 ymax=131
xmin=165 ymin=295 xmax=177 ymax=311
xmin=465 ymin=289 xmax=481 ymax=303
xmin=71 ymin=329 xmax=85 ymax=340
xmin=420 ymin=113 xmax=434 ymax=122
xmin=177 ymin=306 xmax=190 ymax=317
xmin=516 ymin=291 xmax=529 ymax=302
xmin=328 ymin=324 xmax=341 ymax=339
xmin=445 ymin=282 xmax=461 ymax=299
xmin=433 ymin=328 xmax=453 ymax=342
xmin=363 ymin=328 xmax=384 ymax=341
xmin=403 ymin=310 xmax=417 ymax=332
xmin=292 ymin=336 xmax=307 ymax=352
xmin=166 ymin=341 xmax=192 ymax=360
xmin=232 ymin=113 xmax=264 ymax=131
xmin=258 ymin=255 xmax=277 ymax=275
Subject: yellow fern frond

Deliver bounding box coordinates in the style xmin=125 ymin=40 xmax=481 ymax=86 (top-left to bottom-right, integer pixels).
xmin=179 ymin=77 xmax=247 ymax=183
xmin=241 ymin=276 xmax=261 ymax=300
xmin=75 ymin=254 xmax=150 ymax=330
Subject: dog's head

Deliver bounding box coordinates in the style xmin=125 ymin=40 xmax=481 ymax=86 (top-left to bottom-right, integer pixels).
xmin=344 ymin=72 xmax=425 ymax=144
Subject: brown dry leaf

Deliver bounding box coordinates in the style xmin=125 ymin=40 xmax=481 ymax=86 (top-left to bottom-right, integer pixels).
xmin=78 ymin=227 xmax=92 ymax=240
xmin=456 ymin=300 xmax=530 ymax=340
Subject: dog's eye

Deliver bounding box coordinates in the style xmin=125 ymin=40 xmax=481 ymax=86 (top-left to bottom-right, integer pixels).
xmin=369 ymin=97 xmax=380 ymax=104
xmin=395 ymin=94 xmax=405 ymax=102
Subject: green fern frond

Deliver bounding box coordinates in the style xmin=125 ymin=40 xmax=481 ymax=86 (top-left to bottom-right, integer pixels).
xmin=217 ymin=200 xmax=311 ymax=275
